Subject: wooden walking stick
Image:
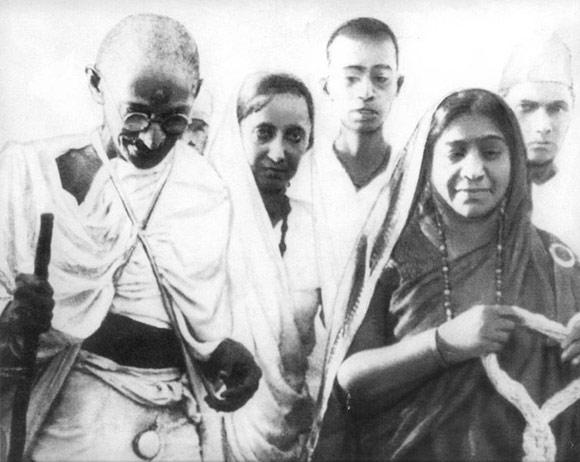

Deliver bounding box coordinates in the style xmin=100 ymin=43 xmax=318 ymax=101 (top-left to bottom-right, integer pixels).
xmin=8 ymin=213 xmax=54 ymax=462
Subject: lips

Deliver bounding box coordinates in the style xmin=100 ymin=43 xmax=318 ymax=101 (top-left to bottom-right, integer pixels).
xmin=455 ymin=187 xmax=492 ymax=197
xmin=122 ymin=136 xmax=164 ymax=157
xmin=119 ymin=135 xmax=174 ymax=168
xmin=528 ymin=141 xmax=555 ymax=150
xmin=353 ymin=108 xmax=379 ymax=116
xmin=262 ymin=167 xmax=287 ymax=179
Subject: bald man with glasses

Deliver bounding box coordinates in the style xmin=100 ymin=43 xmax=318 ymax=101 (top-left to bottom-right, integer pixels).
xmin=0 ymin=14 xmax=260 ymax=462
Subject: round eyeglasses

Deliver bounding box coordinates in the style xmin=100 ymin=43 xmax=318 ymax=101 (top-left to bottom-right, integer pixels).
xmin=122 ymin=112 xmax=191 ymax=136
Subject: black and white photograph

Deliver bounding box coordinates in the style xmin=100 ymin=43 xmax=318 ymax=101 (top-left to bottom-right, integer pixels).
xmin=1 ymin=1 xmax=580 ymax=461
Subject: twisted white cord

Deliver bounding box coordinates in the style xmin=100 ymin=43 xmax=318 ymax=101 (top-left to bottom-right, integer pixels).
xmin=481 ymin=308 xmax=580 ymax=462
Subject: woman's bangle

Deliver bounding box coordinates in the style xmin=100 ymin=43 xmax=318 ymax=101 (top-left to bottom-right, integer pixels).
xmin=433 ymin=328 xmax=452 ymax=368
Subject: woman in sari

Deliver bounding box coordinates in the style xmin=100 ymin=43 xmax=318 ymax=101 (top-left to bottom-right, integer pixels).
xmin=307 ymin=88 xmax=580 ymax=461
xmin=208 ymin=72 xmax=319 ymax=461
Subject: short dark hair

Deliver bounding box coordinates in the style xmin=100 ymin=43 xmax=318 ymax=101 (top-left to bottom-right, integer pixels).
xmin=326 ymin=17 xmax=399 ymax=65
xmin=236 ymin=72 xmax=315 ymax=149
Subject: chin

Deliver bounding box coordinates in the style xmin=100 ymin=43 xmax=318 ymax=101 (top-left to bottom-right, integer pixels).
xmin=458 ymin=205 xmax=495 ymax=219
xmin=527 ymin=148 xmax=556 ymax=165
xmin=257 ymin=179 xmax=285 ymax=194
xmin=350 ymin=121 xmax=383 ymax=134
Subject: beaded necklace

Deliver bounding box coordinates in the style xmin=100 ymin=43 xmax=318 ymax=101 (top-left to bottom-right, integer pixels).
xmin=432 ymin=199 xmax=506 ymax=320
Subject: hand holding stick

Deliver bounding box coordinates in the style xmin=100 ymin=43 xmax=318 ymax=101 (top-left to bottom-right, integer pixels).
xmin=8 ymin=213 xmax=54 ymax=462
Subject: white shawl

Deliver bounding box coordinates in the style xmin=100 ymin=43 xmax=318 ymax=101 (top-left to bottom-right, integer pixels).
xmin=0 ymin=131 xmax=232 ymax=359
xmin=207 ymin=97 xmax=316 ymax=461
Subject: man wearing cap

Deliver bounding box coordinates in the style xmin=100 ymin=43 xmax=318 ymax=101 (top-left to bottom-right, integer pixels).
xmin=499 ymin=33 xmax=574 ymax=185
xmin=499 ymin=33 xmax=577 ymax=251
xmin=0 ymin=14 xmax=260 ymax=461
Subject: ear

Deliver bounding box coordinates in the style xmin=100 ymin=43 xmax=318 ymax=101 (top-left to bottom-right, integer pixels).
xmin=86 ymin=66 xmax=104 ymax=104
xmin=193 ymin=79 xmax=203 ymax=99
xmin=396 ymin=75 xmax=405 ymax=95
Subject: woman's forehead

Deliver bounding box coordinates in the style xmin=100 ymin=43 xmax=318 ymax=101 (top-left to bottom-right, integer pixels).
xmin=247 ymin=94 xmax=312 ymax=126
xmin=437 ymin=114 xmax=504 ymax=143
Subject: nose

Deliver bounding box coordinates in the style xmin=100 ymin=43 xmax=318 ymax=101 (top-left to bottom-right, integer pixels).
xmin=461 ymin=149 xmax=485 ymax=181
xmin=357 ymin=76 xmax=374 ymax=101
xmin=266 ymin=136 xmax=286 ymax=163
xmin=139 ymin=122 xmax=166 ymax=150
xmin=532 ymin=108 xmax=553 ymax=136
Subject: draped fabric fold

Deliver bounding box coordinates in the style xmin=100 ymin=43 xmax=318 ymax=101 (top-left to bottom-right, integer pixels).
xmin=304 ymin=113 xmax=432 ymax=460
xmin=0 ymin=132 xmax=231 ymax=356
xmin=207 ymin=95 xmax=315 ymax=461
xmin=305 ymin=89 xmax=580 ymax=461
xmin=0 ymin=132 xmax=232 ymax=458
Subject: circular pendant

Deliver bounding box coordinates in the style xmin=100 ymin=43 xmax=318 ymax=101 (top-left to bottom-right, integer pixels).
xmin=133 ymin=428 xmax=161 ymax=460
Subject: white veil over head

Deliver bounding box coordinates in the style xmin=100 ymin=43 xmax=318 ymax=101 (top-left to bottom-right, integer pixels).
xmin=206 ymin=74 xmax=313 ymax=461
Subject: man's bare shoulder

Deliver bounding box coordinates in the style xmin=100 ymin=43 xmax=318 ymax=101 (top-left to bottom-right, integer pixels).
xmin=1 ymin=133 xmax=101 ymax=205
xmin=55 ymin=145 xmax=103 ymax=205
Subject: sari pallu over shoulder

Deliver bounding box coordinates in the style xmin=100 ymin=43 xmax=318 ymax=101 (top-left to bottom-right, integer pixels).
xmin=304 ymin=112 xmax=433 ymax=461
xmin=358 ymin=220 xmax=580 ymax=461
xmin=369 ymin=89 xmax=580 ymax=461
xmin=305 ymin=89 xmax=580 ymax=462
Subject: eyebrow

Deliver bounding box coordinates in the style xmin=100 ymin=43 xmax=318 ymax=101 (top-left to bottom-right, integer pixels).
xmin=254 ymin=122 xmax=275 ymax=128
xmin=123 ymin=103 xmax=150 ymax=112
xmin=255 ymin=122 xmax=308 ymax=131
xmin=123 ymin=103 xmax=191 ymax=114
xmin=520 ymin=99 xmax=570 ymax=107
xmin=285 ymin=124 xmax=307 ymax=132
xmin=548 ymin=100 xmax=570 ymax=108
xmin=445 ymin=135 xmax=506 ymax=145
xmin=342 ymin=64 xmax=393 ymax=72
xmin=372 ymin=64 xmax=393 ymax=71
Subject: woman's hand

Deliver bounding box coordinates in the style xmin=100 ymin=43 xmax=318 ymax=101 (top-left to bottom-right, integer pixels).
xmin=436 ymin=304 xmax=521 ymax=364
xmin=562 ymin=313 xmax=580 ymax=366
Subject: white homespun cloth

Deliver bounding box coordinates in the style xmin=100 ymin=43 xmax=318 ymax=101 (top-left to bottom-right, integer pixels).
xmin=499 ymin=33 xmax=575 ymax=238
xmin=32 ymin=350 xmax=203 ymax=461
xmin=0 ymin=131 xmax=232 ymax=459
xmin=303 ymin=118 xmax=428 ymax=461
xmin=0 ymin=130 xmax=231 ymax=357
xmin=207 ymin=93 xmax=319 ymax=461
xmin=300 ymin=140 xmax=394 ymax=324
xmin=292 ymin=139 xmax=395 ymax=402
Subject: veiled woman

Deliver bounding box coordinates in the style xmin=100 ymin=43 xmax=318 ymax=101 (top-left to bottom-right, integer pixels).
xmin=306 ymin=88 xmax=580 ymax=461
xmin=208 ymin=72 xmax=319 ymax=461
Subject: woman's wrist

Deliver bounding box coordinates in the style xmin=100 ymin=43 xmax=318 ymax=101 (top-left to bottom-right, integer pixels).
xmin=429 ymin=328 xmax=451 ymax=368
xmin=434 ymin=327 xmax=465 ymax=365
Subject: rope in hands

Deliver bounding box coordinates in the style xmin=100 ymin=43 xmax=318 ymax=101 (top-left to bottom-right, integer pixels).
xmin=481 ymin=307 xmax=580 ymax=462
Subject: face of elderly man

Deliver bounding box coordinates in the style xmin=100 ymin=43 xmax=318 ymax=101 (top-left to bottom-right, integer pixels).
xmin=504 ymin=81 xmax=573 ymax=165
xmin=90 ymin=62 xmax=198 ymax=169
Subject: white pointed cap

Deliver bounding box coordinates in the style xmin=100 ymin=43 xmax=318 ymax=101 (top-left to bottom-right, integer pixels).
xmin=499 ymin=32 xmax=573 ymax=92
